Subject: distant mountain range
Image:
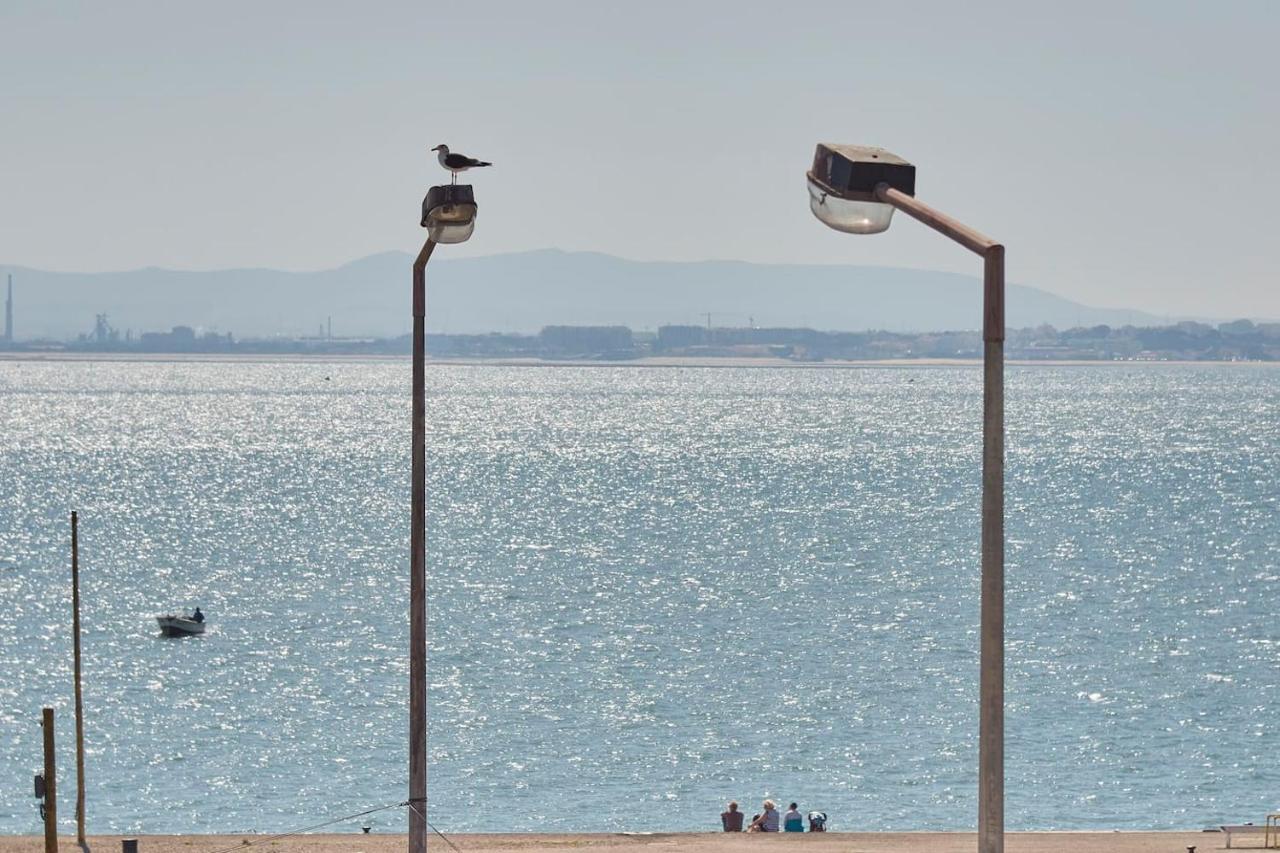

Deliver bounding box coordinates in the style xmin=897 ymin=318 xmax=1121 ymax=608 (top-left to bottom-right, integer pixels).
xmin=3 ymin=249 xmax=1171 ymax=340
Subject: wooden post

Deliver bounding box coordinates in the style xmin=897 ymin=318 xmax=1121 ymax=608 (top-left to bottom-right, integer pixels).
xmin=71 ymin=511 xmax=87 ymax=844
xmin=409 ymin=239 xmax=436 ymax=853
xmin=42 ymin=707 xmax=57 ymax=853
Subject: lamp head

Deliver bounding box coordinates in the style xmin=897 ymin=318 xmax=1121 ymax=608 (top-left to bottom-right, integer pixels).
xmin=421 ymin=184 xmax=477 ymax=243
xmin=806 ymin=143 xmax=915 ymax=235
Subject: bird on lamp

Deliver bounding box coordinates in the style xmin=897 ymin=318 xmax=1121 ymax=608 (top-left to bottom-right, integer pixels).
xmin=432 ymin=144 xmax=492 ymax=184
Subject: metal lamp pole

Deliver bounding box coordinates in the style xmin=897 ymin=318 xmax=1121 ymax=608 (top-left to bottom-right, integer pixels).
xmin=805 ymin=144 xmax=1006 ymax=853
xmin=409 ymin=183 xmax=476 ymax=853
xmin=409 ymin=237 xmax=436 ymax=853
xmin=875 ymin=183 xmax=1005 ymax=853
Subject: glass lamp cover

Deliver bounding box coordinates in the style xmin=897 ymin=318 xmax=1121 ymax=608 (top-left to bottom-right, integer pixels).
xmin=431 ymin=202 xmax=477 ymax=224
xmin=426 ymin=202 xmax=477 ymax=244
xmin=807 ymin=177 xmax=894 ymax=235
xmin=427 ymin=218 xmax=475 ymax=244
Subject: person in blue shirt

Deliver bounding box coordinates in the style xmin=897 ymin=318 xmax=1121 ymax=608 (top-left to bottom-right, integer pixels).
xmin=783 ymin=803 xmax=804 ymax=832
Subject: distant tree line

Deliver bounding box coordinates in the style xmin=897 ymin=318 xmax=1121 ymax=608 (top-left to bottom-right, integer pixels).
xmin=422 ymin=319 xmax=1280 ymax=361
xmin=5 ymin=318 xmax=1278 ymax=361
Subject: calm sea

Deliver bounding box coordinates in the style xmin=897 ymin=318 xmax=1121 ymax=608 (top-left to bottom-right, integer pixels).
xmin=0 ymin=359 xmax=1277 ymax=835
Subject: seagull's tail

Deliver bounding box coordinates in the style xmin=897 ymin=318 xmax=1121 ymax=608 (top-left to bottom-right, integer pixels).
xmin=474 ymin=161 xmax=493 ymax=167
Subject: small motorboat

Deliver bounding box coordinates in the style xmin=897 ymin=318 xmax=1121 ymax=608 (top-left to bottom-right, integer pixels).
xmin=156 ymin=612 xmax=206 ymax=637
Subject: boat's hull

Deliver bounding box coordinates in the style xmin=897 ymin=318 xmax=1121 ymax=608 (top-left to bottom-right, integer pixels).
xmin=156 ymin=616 xmax=205 ymax=637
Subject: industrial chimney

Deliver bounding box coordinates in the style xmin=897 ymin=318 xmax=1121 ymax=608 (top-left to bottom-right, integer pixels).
xmin=4 ymin=274 xmax=11 ymax=344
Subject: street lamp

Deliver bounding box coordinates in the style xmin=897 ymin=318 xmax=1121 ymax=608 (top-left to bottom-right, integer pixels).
xmin=806 ymin=143 xmax=1006 ymax=853
xmin=410 ymin=182 xmax=478 ymax=853
xmin=807 ymin=144 xmax=915 ymax=234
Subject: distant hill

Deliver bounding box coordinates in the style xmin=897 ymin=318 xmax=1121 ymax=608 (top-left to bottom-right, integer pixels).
xmin=2 ymin=249 xmax=1167 ymax=340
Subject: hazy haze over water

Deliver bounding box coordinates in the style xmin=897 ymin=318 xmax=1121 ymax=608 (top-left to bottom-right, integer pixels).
xmin=0 ymin=360 xmax=1276 ymax=833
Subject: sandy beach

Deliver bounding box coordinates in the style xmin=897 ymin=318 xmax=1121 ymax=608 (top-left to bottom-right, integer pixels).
xmin=0 ymin=832 xmax=1232 ymax=853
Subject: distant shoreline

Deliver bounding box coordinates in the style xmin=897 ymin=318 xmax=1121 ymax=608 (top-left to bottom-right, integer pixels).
xmin=1 ymin=352 xmax=1276 ymax=369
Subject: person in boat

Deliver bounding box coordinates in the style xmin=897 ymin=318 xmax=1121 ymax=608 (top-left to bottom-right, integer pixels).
xmin=192 ymin=607 xmax=204 ymax=623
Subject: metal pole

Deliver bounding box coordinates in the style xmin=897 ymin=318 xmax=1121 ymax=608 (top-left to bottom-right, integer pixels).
xmin=878 ymin=184 xmax=1005 ymax=853
xmin=72 ymin=512 xmax=87 ymax=844
xmin=877 ymin=186 xmax=997 ymax=256
xmin=978 ymin=245 xmax=1005 ymax=853
xmin=42 ymin=707 xmax=57 ymax=853
xmin=409 ymin=238 xmax=436 ymax=853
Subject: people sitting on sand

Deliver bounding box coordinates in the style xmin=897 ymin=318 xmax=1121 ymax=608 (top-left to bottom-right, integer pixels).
xmin=192 ymin=607 xmax=205 ymax=624
xmin=721 ymin=801 xmax=744 ymax=832
xmin=807 ymin=811 xmax=827 ymax=832
xmin=748 ymin=800 xmax=779 ymax=832
xmin=783 ymin=803 xmax=803 ymax=832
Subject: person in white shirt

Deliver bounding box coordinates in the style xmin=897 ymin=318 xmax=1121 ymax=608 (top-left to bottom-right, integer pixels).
xmin=748 ymin=800 xmax=779 ymax=832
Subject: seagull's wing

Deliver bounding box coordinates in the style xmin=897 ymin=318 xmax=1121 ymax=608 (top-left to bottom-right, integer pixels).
xmin=443 ymin=152 xmax=475 ymax=169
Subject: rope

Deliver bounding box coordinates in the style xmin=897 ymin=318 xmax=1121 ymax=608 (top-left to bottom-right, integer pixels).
xmin=203 ymin=800 xmax=410 ymax=853
xmin=408 ymin=799 xmax=465 ymax=853
xmin=201 ymin=797 xmax=462 ymax=853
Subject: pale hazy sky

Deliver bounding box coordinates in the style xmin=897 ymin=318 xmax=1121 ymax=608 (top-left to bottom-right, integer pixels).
xmin=1 ymin=1 xmax=1276 ymax=318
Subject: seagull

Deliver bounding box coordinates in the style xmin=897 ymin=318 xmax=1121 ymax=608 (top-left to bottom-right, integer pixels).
xmin=431 ymin=144 xmax=492 ymax=184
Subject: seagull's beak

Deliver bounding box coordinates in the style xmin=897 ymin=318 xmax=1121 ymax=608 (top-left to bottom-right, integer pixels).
xmin=430 ymin=145 xmax=443 ymax=151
